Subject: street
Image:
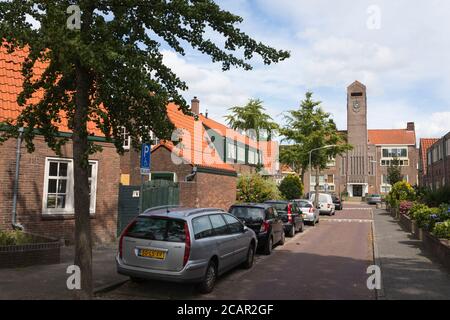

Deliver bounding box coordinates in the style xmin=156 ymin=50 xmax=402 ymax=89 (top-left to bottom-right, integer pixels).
xmin=98 ymin=203 xmax=375 ymax=300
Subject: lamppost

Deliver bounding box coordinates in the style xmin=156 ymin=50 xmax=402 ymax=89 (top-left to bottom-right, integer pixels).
xmin=308 ymin=144 xmax=337 ymax=207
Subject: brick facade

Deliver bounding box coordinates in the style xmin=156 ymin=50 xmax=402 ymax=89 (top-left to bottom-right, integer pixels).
xmin=151 ymin=146 xmax=237 ymax=210
xmin=425 ymin=132 xmax=450 ymax=189
xmin=0 ymin=135 xmax=120 ymax=244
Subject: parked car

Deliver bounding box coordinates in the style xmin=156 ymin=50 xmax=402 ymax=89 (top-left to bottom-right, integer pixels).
xmin=264 ymin=200 xmax=304 ymax=236
xmin=228 ymin=203 xmax=285 ymax=255
xmin=292 ymin=199 xmax=320 ymax=226
xmin=366 ymin=194 xmax=382 ymax=205
xmin=310 ymin=193 xmax=336 ymax=215
xmin=332 ymin=195 xmax=343 ymax=210
xmin=116 ymin=206 xmax=257 ymax=294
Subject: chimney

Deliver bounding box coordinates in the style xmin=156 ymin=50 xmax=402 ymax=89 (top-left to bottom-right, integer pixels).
xmin=407 ymin=122 xmax=415 ymax=131
xmin=191 ymin=97 xmax=200 ymax=115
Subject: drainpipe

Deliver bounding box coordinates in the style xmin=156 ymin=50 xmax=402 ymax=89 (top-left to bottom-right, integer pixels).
xmin=12 ymin=127 xmax=25 ymax=230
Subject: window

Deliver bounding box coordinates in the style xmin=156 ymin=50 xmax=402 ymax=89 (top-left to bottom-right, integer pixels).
xmin=227 ymin=141 xmax=237 ymax=160
xmin=126 ymin=217 xmax=185 ymax=242
xmin=193 ymin=216 xmax=214 ymax=240
xmin=428 ymin=150 xmax=432 ymax=165
xmin=209 ymin=214 xmax=229 ymax=236
xmin=43 ymin=158 xmax=98 ymax=214
xmin=237 ymin=145 xmax=246 ymax=162
xmin=381 ymin=147 xmax=407 ymax=158
xmin=447 ymin=139 xmax=450 ymax=156
xmin=380 ymin=159 xmax=409 ymax=166
xmin=121 ymin=127 xmax=131 ymax=149
xmin=223 ymin=214 xmax=243 ymax=234
xmin=248 ymin=149 xmax=257 ymax=165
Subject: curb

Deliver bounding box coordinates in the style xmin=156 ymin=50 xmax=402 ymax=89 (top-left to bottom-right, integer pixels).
xmin=94 ymin=279 xmax=129 ymax=295
xmin=371 ymin=208 xmax=386 ymax=300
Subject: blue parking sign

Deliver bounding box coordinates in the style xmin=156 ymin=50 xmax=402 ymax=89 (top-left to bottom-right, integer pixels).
xmin=140 ymin=143 xmax=151 ymax=175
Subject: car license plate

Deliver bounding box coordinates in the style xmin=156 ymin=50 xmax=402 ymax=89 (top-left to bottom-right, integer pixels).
xmin=139 ymin=249 xmax=166 ymax=260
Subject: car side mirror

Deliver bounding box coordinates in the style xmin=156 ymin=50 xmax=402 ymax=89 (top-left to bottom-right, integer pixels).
xmin=242 ymin=226 xmax=248 ymax=233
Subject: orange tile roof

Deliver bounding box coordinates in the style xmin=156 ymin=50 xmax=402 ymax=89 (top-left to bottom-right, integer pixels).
xmin=419 ymin=138 xmax=438 ymax=174
xmin=368 ymin=129 xmax=416 ymax=145
xmin=0 ymin=46 xmax=103 ymax=136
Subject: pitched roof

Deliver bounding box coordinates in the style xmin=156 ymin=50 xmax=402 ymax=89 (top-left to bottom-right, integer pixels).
xmin=368 ymin=129 xmax=416 ymax=145
xmin=419 ymin=138 xmax=439 ymax=174
xmin=0 ymin=46 xmax=103 ymax=136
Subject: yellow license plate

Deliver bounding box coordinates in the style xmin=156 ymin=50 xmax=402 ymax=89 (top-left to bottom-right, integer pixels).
xmin=139 ymin=249 xmax=166 ymax=260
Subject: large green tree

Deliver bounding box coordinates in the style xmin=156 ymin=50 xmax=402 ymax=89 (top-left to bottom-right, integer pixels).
xmin=387 ymin=157 xmax=402 ymax=186
xmin=0 ymin=1 xmax=289 ymax=299
xmin=279 ymin=92 xmax=351 ymax=202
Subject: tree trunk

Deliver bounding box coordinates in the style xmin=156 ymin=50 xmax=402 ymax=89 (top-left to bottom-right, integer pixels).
xmin=73 ymin=62 xmax=93 ymax=299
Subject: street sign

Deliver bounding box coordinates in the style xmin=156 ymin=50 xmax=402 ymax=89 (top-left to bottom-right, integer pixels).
xmin=140 ymin=143 xmax=151 ymax=175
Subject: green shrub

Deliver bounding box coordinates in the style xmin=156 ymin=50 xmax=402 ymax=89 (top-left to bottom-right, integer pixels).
xmin=278 ymin=174 xmax=303 ymax=200
xmin=411 ymin=207 xmax=442 ymax=230
xmin=433 ymin=220 xmax=450 ymax=239
xmin=422 ymin=186 xmax=450 ymax=207
xmin=0 ymin=230 xmax=35 ymax=246
xmin=409 ymin=202 xmax=429 ymax=217
xmin=388 ymin=181 xmax=416 ymax=208
xmin=237 ymin=174 xmax=281 ymax=203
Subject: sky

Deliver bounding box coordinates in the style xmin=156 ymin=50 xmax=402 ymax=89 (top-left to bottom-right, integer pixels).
xmin=160 ymin=0 xmax=450 ymax=142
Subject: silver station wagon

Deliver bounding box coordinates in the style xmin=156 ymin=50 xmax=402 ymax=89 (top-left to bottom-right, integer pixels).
xmin=116 ymin=206 xmax=257 ymax=293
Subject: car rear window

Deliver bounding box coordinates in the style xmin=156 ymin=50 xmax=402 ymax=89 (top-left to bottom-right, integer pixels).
xmin=269 ymin=203 xmax=288 ymax=212
xmin=296 ymin=201 xmax=312 ymax=208
xmin=126 ymin=217 xmax=185 ymax=242
xmin=230 ymin=207 xmax=265 ymax=220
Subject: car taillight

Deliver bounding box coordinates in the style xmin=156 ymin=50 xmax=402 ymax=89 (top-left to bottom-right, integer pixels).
xmin=260 ymin=221 xmax=269 ymax=233
xmin=287 ymin=204 xmax=293 ymax=223
xmin=183 ymin=222 xmax=191 ymax=267
xmin=119 ymin=220 xmax=136 ymax=259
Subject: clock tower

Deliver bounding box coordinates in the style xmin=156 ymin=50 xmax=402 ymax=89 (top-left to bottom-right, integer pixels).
xmin=347 ymin=81 xmax=368 ymax=145
xmin=345 ymin=81 xmax=369 ymax=197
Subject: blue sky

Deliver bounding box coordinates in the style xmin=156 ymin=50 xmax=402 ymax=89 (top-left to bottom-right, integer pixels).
xmin=161 ymin=0 xmax=450 ymax=141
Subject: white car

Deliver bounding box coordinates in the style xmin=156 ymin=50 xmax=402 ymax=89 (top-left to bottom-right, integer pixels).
xmin=293 ymin=199 xmax=320 ymax=226
xmin=309 ymin=193 xmax=336 ymax=216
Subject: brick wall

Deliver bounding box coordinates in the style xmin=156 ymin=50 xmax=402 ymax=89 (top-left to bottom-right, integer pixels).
xmin=0 ymin=135 xmax=120 ymax=244
xmin=151 ymin=146 xmax=237 ymax=210
xmin=120 ymin=149 xmax=141 ymax=185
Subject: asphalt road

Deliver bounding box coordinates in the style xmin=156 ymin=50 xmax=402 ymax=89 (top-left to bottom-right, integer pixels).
xmin=98 ymin=203 xmax=376 ymax=300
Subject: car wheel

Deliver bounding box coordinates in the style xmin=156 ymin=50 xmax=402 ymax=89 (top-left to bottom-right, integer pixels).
xmin=197 ymin=260 xmax=217 ymax=294
xmin=242 ymin=244 xmax=255 ymax=269
xmin=288 ymin=225 xmax=295 ymax=237
xmin=311 ymin=218 xmax=316 ymax=226
xmin=264 ymin=236 xmax=273 ymax=255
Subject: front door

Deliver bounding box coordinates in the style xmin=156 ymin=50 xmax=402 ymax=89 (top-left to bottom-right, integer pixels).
xmin=353 ymin=185 xmax=363 ymax=197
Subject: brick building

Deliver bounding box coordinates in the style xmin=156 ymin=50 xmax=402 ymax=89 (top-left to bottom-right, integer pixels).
xmin=422 ymin=132 xmax=450 ymax=190
xmin=0 ymin=47 xmax=120 ymax=243
xmin=418 ymin=138 xmax=439 ymax=187
xmin=304 ymin=81 xmax=419 ymax=197
xmin=148 ymin=99 xmax=280 ymax=210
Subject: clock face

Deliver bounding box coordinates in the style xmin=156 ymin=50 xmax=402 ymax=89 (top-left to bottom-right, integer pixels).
xmin=352 ymin=100 xmax=360 ymax=113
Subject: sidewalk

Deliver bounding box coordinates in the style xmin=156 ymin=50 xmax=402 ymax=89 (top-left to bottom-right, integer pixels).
xmin=0 ymin=244 xmax=127 ymax=300
xmin=373 ymin=209 xmax=450 ymax=300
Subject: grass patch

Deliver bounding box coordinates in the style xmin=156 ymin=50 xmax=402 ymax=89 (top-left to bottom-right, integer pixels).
xmin=0 ymin=230 xmax=36 ymax=246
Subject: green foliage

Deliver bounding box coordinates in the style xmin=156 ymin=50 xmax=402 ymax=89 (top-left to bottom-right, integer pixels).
xmin=225 ymin=99 xmax=279 ymax=141
xmin=0 ymin=230 xmax=35 ymax=246
xmin=411 ymin=207 xmax=441 ymax=229
xmin=388 ymin=181 xmax=416 ymax=208
xmin=422 ymin=186 xmax=450 ymax=207
xmin=279 ymin=92 xmax=352 ymax=178
xmin=278 ymin=174 xmax=303 ymax=200
xmin=409 ymin=202 xmax=429 ymax=217
xmin=433 ymin=220 xmax=450 ymax=239
xmin=386 ymin=158 xmax=403 ymax=186
xmin=237 ymin=174 xmax=281 ymax=203
xmin=0 ymin=1 xmax=290 ymax=154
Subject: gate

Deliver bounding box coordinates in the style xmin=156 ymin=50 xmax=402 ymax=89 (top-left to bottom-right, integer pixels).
xmin=117 ymin=180 xmax=179 ymax=235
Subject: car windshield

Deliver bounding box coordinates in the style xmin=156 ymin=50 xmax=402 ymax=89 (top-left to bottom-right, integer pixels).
xmin=125 ymin=216 xmax=186 ymax=242
xmin=311 ymin=194 xmax=329 ymax=203
xmin=230 ymin=207 xmax=265 ymax=221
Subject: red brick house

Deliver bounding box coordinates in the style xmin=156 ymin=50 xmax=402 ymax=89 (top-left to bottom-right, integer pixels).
xmin=0 ymin=47 xmax=120 ymax=244
xmin=422 ymin=132 xmax=450 ymax=190
xmin=148 ymin=99 xmax=280 ymax=211
xmin=418 ymin=138 xmax=439 ymax=187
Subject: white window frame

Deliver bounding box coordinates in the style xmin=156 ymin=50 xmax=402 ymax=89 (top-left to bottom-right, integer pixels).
xmin=381 ymin=147 xmax=408 ymax=159
xmin=121 ymin=127 xmax=131 ymax=150
xmin=227 ymin=141 xmax=237 ymax=160
xmin=42 ymin=157 xmax=98 ymax=215
xmin=248 ymin=149 xmax=257 ymax=165
xmin=237 ymin=145 xmax=245 ymax=162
